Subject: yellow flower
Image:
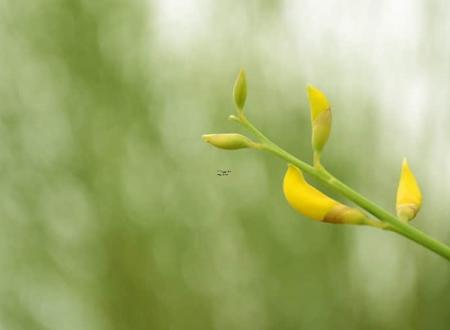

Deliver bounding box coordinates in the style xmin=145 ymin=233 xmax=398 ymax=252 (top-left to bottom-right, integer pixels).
xmin=396 ymin=158 xmax=422 ymax=221
xmin=307 ymin=85 xmax=331 ymax=153
xmin=283 ymin=164 xmax=366 ymax=224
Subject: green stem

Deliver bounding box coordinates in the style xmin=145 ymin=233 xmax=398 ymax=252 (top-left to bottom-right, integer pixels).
xmin=237 ymin=114 xmax=450 ymax=260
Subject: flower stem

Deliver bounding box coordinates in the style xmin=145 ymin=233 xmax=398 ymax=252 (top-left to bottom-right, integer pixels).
xmin=235 ymin=114 xmax=450 ymax=260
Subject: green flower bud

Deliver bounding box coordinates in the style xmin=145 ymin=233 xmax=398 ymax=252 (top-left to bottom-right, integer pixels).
xmin=202 ymin=133 xmax=255 ymax=150
xmin=233 ymin=69 xmax=247 ymax=110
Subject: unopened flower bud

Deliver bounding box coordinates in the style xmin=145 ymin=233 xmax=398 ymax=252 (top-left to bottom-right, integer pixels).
xmin=307 ymin=85 xmax=331 ymax=153
xmin=396 ymin=158 xmax=422 ymax=221
xmin=233 ymin=69 xmax=247 ymax=110
xmin=202 ymin=133 xmax=255 ymax=150
xmin=283 ymin=164 xmax=367 ymax=225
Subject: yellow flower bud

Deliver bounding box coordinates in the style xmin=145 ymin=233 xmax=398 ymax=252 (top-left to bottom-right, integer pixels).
xmin=307 ymin=85 xmax=331 ymax=153
xmin=396 ymin=158 xmax=422 ymax=221
xmin=233 ymin=69 xmax=247 ymax=110
xmin=283 ymin=164 xmax=367 ymax=224
xmin=202 ymin=133 xmax=255 ymax=150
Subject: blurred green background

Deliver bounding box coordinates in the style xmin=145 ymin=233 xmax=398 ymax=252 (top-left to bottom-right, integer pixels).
xmin=0 ymin=0 xmax=449 ymax=329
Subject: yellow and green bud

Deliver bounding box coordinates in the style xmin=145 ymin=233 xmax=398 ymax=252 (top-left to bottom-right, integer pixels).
xmin=307 ymin=85 xmax=331 ymax=154
xmin=396 ymin=158 xmax=422 ymax=221
xmin=233 ymin=69 xmax=247 ymax=110
xmin=202 ymin=133 xmax=256 ymax=150
xmin=283 ymin=164 xmax=367 ymax=224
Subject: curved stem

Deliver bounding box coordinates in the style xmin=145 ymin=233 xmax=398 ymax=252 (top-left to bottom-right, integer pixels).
xmin=235 ymin=114 xmax=450 ymax=260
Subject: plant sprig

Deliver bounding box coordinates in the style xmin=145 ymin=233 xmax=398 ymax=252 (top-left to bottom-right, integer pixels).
xmin=202 ymin=69 xmax=450 ymax=261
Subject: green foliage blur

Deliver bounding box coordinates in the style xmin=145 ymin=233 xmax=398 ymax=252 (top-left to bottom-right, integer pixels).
xmin=0 ymin=1 xmax=449 ymax=329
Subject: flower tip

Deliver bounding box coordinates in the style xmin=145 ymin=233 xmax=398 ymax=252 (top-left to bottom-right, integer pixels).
xmin=306 ymin=83 xmax=318 ymax=93
xmin=402 ymin=157 xmax=409 ymax=169
xmin=202 ymin=134 xmax=212 ymax=143
xmin=306 ymin=84 xmax=330 ymax=116
xmin=286 ymin=164 xmax=303 ymax=178
xmin=306 ymin=84 xmax=325 ymax=99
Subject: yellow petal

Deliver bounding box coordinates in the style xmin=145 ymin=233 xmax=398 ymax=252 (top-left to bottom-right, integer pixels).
xmin=307 ymin=84 xmax=330 ymax=121
xmin=283 ymin=164 xmax=338 ymax=221
xmin=396 ymin=158 xmax=422 ymax=221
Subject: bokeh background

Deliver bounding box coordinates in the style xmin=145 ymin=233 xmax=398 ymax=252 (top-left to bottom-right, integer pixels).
xmin=0 ymin=0 xmax=449 ymax=329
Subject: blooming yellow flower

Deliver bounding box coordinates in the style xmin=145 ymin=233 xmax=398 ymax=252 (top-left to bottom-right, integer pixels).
xmin=396 ymin=158 xmax=422 ymax=221
xmin=307 ymin=85 xmax=331 ymax=153
xmin=283 ymin=164 xmax=366 ymax=224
